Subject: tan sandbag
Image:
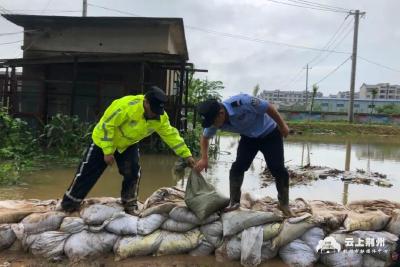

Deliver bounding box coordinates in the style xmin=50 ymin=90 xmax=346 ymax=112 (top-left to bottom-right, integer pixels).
xmin=114 ymin=230 xmax=164 ymax=260
xmin=141 ymin=187 xmax=186 ymax=218
xmin=347 ymin=199 xmax=400 ymax=216
xmin=344 ymin=210 xmax=391 ymax=232
xmin=263 ymin=223 xmax=282 ymax=241
xmin=271 ymin=214 xmax=316 ymax=249
xmin=0 ymin=199 xmax=56 ymax=224
xmin=309 ymin=200 xmax=348 ymax=231
xmin=156 ymin=229 xmax=202 ymax=256
xmin=386 ymin=209 xmax=400 ymax=235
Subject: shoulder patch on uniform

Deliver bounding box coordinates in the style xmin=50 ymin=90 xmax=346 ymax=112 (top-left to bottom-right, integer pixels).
xmin=230 ymin=100 xmax=242 ymax=107
xmin=251 ymin=97 xmax=260 ymax=106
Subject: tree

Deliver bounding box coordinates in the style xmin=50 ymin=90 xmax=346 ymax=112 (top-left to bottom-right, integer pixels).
xmin=252 ymin=84 xmax=260 ymax=97
xmin=187 ymin=78 xmax=223 ymax=105
xmin=310 ymin=84 xmax=319 ymax=113
xmin=375 ymin=104 xmax=400 ymax=115
xmin=369 ymin=89 xmax=378 ymax=115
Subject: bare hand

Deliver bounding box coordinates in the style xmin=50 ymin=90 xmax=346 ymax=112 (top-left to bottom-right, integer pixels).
xmin=185 ymin=156 xmax=196 ymax=168
xmin=279 ymin=124 xmax=290 ymax=138
xmin=104 ymin=154 xmax=115 ymax=165
xmin=194 ymin=158 xmax=208 ymax=173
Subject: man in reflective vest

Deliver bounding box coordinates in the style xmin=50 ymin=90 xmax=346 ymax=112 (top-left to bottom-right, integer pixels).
xmin=194 ymin=94 xmax=295 ymax=217
xmin=59 ymin=86 xmax=195 ymax=215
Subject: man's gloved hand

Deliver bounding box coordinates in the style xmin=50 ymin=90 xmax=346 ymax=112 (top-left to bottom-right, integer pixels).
xmin=185 ymin=156 xmax=196 ymax=168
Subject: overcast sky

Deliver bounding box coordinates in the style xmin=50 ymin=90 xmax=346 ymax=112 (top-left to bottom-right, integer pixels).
xmin=0 ymin=0 xmax=399 ymax=98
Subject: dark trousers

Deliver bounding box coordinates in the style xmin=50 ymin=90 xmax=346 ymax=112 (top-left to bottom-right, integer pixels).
xmin=229 ymin=127 xmax=289 ymax=204
xmin=61 ymin=143 xmax=141 ymax=211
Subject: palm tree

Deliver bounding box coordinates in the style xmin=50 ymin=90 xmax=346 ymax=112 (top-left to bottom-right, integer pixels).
xmin=310 ymin=84 xmax=319 ymax=114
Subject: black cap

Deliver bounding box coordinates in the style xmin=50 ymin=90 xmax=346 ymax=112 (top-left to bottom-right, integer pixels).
xmin=197 ymin=99 xmax=221 ymax=128
xmin=145 ymin=86 xmax=167 ymax=115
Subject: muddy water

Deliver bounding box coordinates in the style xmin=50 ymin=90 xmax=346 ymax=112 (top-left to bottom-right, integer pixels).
xmin=0 ymin=135 xmax=399 ymax=205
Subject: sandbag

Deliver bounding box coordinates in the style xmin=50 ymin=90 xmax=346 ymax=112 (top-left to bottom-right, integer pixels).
xmin=215 ymin=234 xmax=241 ymax=261
xmin=353 ymin=230 xmax=398 ymax=262
xmin=263 ymin=223 xmax=282 ymax=241
xmin=344 ymin=210 xmax=391 ymax=232
xmin=156 ymin=229 xmax=202 ymax=256
xmin=241 ymin=225 xmax=263 ymax=267
xmin=271 ymin=214 xmax=315 ymax=249
xmin=24 ymin=231 xmax=69 ymax=259
xmin=80 ymin=204 xmax=123 ymax=225
xmin=261 ymin=240 xmax=278 ymax=261
xmin=137 ymin=213 xmax=167 ymax=235
xmin=362 ymin=254 xmax=386 ymax=267
xmin=185 ymin=171 xmax=229 ymax=221
xmin=200 ymin=221 xmax=223 ymax=248
xmin=161 ymin=218 xmax=197 ymax=232
xmin=0 ymin=199 xmax=55 ymax=224
xmin=169 ymin=206 xmax=219 ymax=225
xmin=386 ymin=209 xmax=400 ymax=235
xmin=321 ymin=251 xmax=363 ymax=267
xmin=105 ymin=214 xmax=139 ymax=235
xmin=114 ymin=230 xmax=164 ymax=260
xmin=222 ymin=209 xmax=282 ymax=237
xmin=64 ymin=230 xmax=118 ymax=260
xmin=0 ymin=224 xmax=16 ymax=251
xmin=279 ymin=239 xmax=318 ymax=267
xmin=20 ymin=211 xmax=66 ymax=235
xmin=300 ymin=227 xmax=325 ymax=253
xmin=189 ymin=238 xmax=215 ymax=256
xmin=60 ymin=217 xmax=88 ymax=234
xmin=140 ymin=187 xmax=185 ymax=217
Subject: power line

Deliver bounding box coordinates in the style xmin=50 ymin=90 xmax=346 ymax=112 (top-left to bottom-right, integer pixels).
xmin=358 ymin=56 xmax=400 ymax=73
xmin=87 ymin=3 xmax=140 ymax=16
xmin=265 ymin=0 xmax=349 ymax=14
xmin=41 ymin=0 xmax=53 ymax=14
xmin=286 ymin=0 xmax=349 ymax=12
xmin=314 ymin=56 xmax=351 ymax=85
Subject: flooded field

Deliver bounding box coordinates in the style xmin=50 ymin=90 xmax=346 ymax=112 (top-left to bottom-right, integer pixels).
xmin=0 ymin=135 xmax=399 ymax=205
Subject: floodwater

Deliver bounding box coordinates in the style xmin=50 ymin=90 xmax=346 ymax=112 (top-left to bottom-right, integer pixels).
xmin=0 ymin=135 xmax=399 ymax=205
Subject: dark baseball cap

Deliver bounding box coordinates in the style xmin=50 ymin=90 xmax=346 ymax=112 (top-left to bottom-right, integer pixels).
xmin=197 ymin=99 xmax=221 ymax=128
xmin=145 ymin=86 xmax=167 ymax=115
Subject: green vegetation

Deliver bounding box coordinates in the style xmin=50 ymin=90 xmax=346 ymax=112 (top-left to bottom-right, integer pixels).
xmin=288 ymin=121 xmax=400 ymax=136
xmin=375 ymin=104 xmax=400 ymax=115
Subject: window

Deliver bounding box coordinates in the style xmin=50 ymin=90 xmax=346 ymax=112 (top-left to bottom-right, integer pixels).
xmin=322 ymin=103 xmax=329 ymax=107
xmin=354 ymin=104 xmax=360 ymax=107
xmin=336 ymin=103 xmax=345 ymax=107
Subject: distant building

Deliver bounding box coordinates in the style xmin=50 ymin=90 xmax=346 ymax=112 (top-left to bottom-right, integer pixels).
xmin=314 ymin=98 xmax=400 ymax=113
xmin=360 ymin=83 xmax=400 ymax=100
xmin=328 ymin=91 xmax=360 ymax=99
xmin=258 ymin=90 xmax=323 ymax=106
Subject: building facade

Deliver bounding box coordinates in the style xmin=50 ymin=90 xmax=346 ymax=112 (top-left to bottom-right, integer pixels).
xmin=258 ymin=89 xmax=323 ymax=106
xmin=314 ymin=98 xmax=400 ymax=113
xmin=360 ymin=83 xmax=400 ymax=100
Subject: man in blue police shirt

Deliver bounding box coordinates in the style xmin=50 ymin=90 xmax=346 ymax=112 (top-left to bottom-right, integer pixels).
xmin=194 ymin=94 xmax=295 ymax=216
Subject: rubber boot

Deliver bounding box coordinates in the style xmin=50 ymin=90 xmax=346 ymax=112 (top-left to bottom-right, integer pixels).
xmin=277 ymin=186 xmax=296 ymax=217
xmin=224 ymin=174 xmax=243 ymax=212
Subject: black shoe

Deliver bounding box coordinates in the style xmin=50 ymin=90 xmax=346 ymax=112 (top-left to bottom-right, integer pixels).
xmin=124 ymin=205 xmax=139 ymax=216
xmin=223 ymin=202 xmax=240 ymax=212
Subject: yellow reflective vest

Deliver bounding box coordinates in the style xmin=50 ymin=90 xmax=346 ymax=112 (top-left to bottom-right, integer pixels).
xmin=92 ymin=95 xmax=192 ymax=158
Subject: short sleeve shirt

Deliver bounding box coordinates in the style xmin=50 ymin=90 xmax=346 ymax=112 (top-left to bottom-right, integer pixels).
xmin=203 ymin=93 xmax=277 ymax=138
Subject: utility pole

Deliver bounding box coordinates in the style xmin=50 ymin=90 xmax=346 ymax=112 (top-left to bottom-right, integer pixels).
xmin=348 ymin=10 xmax=365 ymax=123
xmin=304 ymin=64 xmax=311 ymax=111
xmin=83 ymin=0 xmax=87 ymax=17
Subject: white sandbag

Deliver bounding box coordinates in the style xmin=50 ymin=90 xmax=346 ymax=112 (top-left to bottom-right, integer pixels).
xmin=161 ymin=218 xmax=197 ymax=232
xmin=353 ymin=230 xmax=398 ymax=262
xmin=114 ymin=230 xmax=164 ymax=260
xmin=60 ymin=217 xmax=88 ymax=234
xmin=300 ymin=227 xmax=325 ymax=253
xmin=169 ymin=206 xmax=219 ymax=225
xmin=241 ymin=226 xmax=263 ymax=267
xmin=64 ymin=230 xmax=118 ymax=260
xmin=362 ymin=254 xmax=386 ymax=267
xmin=279 ymin=239 xmax=318 ymax=267
xmin=189 ymin=238 xmax=215 ymax=256
xmin=222 ymin=209 xmax=282 ymax=237
xmin=321 ymin=251 xmax=363 ymax=267
xmin=105 ymin=214 xmax=139 ymax=235
xmin=271 ymin=214 xmax=315 ymax=249
xmin=0 ymin=224 xmax=16 ymax=251
xmin=344 ymin=210 xmax=391 ymax=232
xmin=80 ymin=204 xmax=123 ymax=225
xmin=263 ymin=223 xmax=282 ymax=241
xmin=137 ymin=213 xmax=167 ymax=235
xmin=20 ymin=211 xmax=66 ymax=234
xmin=200 ymin=221 xmax=223 ymax=248
xmin=386 ymin=209 xmax=400 ymax=235
xmin=261 ymin=240 xmax=278 ymax=261
xmin=215 ymin=235 xmax=242 ymax=261
xmin=156 ymin=229 xmax=202 ymax=256
xmin=25 ymin=231 xmax=69 ymax=259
